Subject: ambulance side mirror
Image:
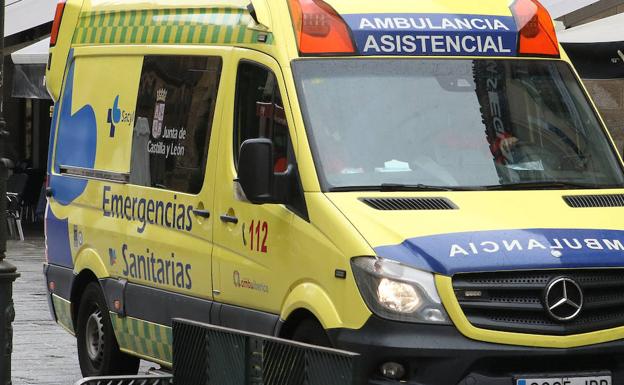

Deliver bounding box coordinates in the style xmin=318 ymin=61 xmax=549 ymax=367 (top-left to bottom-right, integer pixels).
xmin=238 ymin=138 xmax=275 ymax=204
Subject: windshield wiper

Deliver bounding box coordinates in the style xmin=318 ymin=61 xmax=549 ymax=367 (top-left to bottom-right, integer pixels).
xmin=483 ymin=181 xmax=619 ymax=191
xmin=329 ymin=183 xmax=479 ymax=192
xmin=328 ymin=181 xmax=623 ymax=192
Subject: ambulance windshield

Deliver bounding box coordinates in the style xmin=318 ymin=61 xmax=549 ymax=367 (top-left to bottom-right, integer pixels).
xmin=293 ymin=59 xmax=624 ymax=191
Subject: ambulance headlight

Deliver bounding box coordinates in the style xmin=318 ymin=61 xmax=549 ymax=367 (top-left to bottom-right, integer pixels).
xmin=351 ymin=257 xmax=450 ymax=324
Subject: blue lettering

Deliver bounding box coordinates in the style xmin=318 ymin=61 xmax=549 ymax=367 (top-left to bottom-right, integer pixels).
xmin=122 ymin=244 xmax=129 ymax=276
xmin=165 ymin=202 xmax=173 ymax=227
xmin=101 ymin=187 xmax=193 ymax=233
xmin=119 ymin=243 xmax=192 ymax=290
xmin=103 ymin=186 xmax=111 ymax=217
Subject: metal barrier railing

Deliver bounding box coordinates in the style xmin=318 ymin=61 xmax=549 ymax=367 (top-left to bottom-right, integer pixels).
xmin=74 ymin=375 xmax=173 ymax=385
xmin=172 ymin=319 xmax=361 ymax=385
xmin=73 ymin=319 xmax=361 ymax=385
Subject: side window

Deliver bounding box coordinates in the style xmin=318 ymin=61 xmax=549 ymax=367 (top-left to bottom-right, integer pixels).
xmin=54 ymin=55 xmax=142 ymax=176
xmin=131 ymin=55 xmax=222 ymax=194
xmin=234 ymin=62 xmax=289 ymax=172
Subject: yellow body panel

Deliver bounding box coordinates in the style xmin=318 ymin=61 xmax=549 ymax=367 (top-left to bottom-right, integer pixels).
xmin=327 ymin=190 xmax=624 ymax=251
xmin=73 ymin=248 xmax=109 ymax=279
xmin=47 ymin=0 xmax=84 ymax=101
xmin=211 ymin=48 xmax=371 ymax=330
xmin=280 ymin=282 xmax=343 ymax=330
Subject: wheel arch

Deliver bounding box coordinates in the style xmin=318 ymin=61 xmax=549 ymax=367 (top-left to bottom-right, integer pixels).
xmin=279 ymin=282 xmax=342 ymax=336
xmin=279 ymin=308 xmax=318 ymax=339
xmin=70 ymin=269 xmax=99 ymax=325
xmin=71 ymin=247 xmax=110 ymax=324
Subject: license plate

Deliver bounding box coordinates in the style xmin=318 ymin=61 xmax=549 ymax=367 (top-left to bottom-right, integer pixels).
xmin=516 ymin=375 xmax=611 ymax=385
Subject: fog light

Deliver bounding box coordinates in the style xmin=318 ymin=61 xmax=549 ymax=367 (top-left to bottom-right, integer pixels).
xmin=423 ymin=308 xmax=446 ymax=323
xmin=380 ymin=362 xmax=405 ymax=380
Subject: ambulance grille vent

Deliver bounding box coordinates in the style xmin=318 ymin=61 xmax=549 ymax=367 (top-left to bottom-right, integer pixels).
xmin=360 ymin=197 xmax=457 ymax=211
xmin=563 ymin=194 xmax=624 ymax=208
xmin=453 ymin=269 xmax=624 ymax=336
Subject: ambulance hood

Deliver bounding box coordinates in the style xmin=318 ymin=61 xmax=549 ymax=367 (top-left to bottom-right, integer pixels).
xmin=326 ymin=191 xmax=624 ymax=276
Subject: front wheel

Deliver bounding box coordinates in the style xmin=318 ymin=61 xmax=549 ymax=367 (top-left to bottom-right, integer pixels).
xmin=76 ymin=282 xmax=140 ymax=377
xmin=291 ymin=318 xmax=332 ymax=347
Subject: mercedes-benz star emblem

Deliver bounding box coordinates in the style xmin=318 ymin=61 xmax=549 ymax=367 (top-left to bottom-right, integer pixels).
xmin=543 ymin=277 xmax=584 ymax=322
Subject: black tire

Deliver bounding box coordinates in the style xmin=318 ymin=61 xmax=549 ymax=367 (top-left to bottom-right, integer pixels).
xmin=291 ymin=318 xmax=332 ymax=347
xmin=76 ymin=282 xmax=140 ymax=377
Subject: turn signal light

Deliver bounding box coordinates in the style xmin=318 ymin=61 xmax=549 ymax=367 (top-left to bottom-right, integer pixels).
xmin=510 ymin=0 xmax=560 ymax=57
xmin=288 ymin=0 xmax=355 ymax=55
xmin=50 ymin=0 xmax=67 ymax=47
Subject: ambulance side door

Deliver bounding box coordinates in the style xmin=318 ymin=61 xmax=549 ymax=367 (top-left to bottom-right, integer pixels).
xmin=212 ymin=49 xmax=307 ymax=333
xmin=120 ymin=50 xmax=228 ymax=327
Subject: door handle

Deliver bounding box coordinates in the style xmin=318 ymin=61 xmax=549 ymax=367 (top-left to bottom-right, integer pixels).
xmin=220 ymin=214 xmax=239 ymax=224
xmin=192 ymin=209 xmax=210 ymax=219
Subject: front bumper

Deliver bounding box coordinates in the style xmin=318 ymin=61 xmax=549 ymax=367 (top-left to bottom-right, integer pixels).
xmin=329 ymin=316 xmax=624 ymax=385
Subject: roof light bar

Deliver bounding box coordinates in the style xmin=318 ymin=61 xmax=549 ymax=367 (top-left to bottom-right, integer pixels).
xmin=288 ymin=0 xmax=356 ymax=55
xmin=510 ymin=0 xmax=560 ymax=57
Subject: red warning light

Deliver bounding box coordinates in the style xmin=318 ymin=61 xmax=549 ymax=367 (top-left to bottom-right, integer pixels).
xmin=288 ymin=0 xmax=356 ymax=55
xmin=510 ymin=0 xmax=560 ymax=57
xmin=50 ymin=0 xmax=67 ymax=47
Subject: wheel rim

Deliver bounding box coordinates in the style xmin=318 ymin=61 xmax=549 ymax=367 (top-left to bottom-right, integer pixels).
xmin=85 ymin=309 xmax=105 ymax=366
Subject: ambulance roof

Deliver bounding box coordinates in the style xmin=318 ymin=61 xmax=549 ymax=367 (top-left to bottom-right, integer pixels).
xmin=81 ymin=0 xmax=514 ymax=17
xmin=74 ymin=0 xmax=270 ymax=48
xmin=75 ymin=0 xmax=559 ymax=59
xmin=82 ymin=0 xmax=248 ymax=11
xmin=324 ymin=0 xmax=514 ymax=18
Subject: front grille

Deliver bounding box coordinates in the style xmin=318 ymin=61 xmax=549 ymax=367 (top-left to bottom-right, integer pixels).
xmin=453 ymin=269 xmax=624 ymax=335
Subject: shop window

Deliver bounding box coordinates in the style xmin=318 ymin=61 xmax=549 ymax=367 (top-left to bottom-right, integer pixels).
xmin=584 ymin=79 xmax=624 ymax=154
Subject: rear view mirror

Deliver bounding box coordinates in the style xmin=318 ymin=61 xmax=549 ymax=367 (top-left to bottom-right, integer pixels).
xmin=238 ymin=139 xmax=275 ymax=204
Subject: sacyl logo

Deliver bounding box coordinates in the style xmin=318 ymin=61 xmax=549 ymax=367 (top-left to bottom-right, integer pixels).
xmin=107 ymin=95 xmax=135 ymax=138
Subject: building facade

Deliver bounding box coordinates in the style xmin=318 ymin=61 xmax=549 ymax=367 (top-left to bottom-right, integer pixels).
xmin=2 ymin=0 xmax=55 ymax=173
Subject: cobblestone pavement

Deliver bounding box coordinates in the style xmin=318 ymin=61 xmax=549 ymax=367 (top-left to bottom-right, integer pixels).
xmin=8 ymin=237 xmax=153 ymax=385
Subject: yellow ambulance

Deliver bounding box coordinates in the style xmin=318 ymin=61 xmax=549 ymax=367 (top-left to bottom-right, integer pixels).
xmin=44 ymin=0 xmax=624 ymax=383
